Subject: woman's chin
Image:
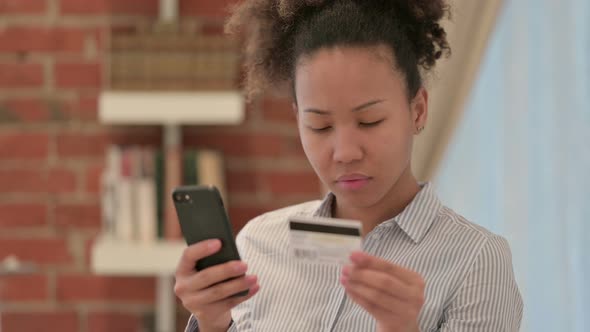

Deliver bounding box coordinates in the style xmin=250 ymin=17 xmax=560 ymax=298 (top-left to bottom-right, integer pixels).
xmin=333 ymin=190 xmax=380 ymax=211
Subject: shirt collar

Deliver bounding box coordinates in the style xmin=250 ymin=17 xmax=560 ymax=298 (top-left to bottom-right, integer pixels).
xmin=312 ymin=182 xmax=441 ymax=244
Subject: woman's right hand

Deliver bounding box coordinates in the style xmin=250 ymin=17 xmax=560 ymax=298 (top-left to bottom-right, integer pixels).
xmin=174 ymin=239 xmax=259 ymax=332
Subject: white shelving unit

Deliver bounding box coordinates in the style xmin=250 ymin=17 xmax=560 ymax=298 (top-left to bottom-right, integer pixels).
xmin=98 ymin=91 xmax=244 ymax=125
xmin=91 ymin=236 xmax=186 ymax=276
xmin=92 ymin=90 xmax=244 ymax=332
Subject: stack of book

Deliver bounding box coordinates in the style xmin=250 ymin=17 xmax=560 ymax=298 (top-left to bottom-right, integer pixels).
xmin=110 ymin=31 xmax=240 ymax=91
xmin=101 ymin=145 xmax=226 ymax=242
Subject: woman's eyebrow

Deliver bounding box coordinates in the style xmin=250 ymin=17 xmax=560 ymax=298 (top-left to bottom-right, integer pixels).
xmin=303 ymin=99 xmax=385 ymax=115
xmin=352 ymin=99 xmax=384 ymax=112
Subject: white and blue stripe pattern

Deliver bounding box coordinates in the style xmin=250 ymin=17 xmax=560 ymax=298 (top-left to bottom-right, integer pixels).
xmin=186 ymin=182 xmax=523 ymax=331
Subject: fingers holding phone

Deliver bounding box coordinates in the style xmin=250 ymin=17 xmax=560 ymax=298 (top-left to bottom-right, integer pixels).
xmin=174 ymin=239 xmax=259 ymax=330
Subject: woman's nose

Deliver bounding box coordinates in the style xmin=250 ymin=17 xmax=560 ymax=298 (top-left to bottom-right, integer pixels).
xmin=332 ymin=129 xmax=363 ymax=164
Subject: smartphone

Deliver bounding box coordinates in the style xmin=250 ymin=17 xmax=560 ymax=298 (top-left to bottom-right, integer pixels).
xmin=171 ymin=185 xmax=244 ymax=275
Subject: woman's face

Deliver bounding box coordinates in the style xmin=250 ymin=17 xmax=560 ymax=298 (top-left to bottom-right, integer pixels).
xmin=294 ymin=46 xmax=427 ymax=210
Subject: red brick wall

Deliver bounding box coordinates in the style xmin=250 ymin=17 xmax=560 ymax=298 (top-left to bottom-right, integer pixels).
xmin=0 ymin=1 xmax=320 ymax=331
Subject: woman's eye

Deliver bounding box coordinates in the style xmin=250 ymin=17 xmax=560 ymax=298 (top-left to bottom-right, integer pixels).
xmin=309 ymin=126 xmax=332 ymax=132
xmin=359 ymin=119 xmax=384 ymax=128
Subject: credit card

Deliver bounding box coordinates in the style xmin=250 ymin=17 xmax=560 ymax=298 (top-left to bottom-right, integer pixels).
xmin=288 ymin=215 xmax=362 ymax=265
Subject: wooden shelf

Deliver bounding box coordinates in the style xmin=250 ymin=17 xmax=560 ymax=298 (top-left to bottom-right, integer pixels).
xmin=99 ymin=91 xmax=244 ymax=125
xmin=91 ymin=236 xmax=186 ymax=276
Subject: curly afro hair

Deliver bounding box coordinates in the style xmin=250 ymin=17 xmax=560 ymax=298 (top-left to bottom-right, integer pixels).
xmin=226 ymin=0 xmax=451 ymax=101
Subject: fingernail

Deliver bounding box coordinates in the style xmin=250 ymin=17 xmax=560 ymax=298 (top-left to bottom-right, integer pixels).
xmin=340 ymin=276 xmax=348 ymax=285
xmin=250 ymin=283 xmax=260 ymax=294
xmin=208 ymin=239 xmax=221 ymax=251
xmin=341 ymin=265 xmax=351 ymax=277
xmin=350 ymin=252 xmax=364 ymax=264
xmin=234 ymin=262 xmax=247 ymax=273
xmin=245 ymin=275 xmax=257 ymax=285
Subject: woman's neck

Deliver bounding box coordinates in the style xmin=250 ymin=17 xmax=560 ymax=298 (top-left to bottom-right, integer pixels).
xmin=333 ymin=169 xmax=421 ymax=236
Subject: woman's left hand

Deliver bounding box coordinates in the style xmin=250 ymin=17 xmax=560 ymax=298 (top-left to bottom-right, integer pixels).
xmin=341 ymin=251 xmax=425 ymax=332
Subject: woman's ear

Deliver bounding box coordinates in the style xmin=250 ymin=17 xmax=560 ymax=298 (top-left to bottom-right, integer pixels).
xmin=292 ymin=102 xmax=298 ymax=120
xmin=411 ymin=87 xmax=428 ymax=134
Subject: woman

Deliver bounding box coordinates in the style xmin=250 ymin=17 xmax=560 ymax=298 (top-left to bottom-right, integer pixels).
xmin=174 ymin=1 xmax=523 ymax=331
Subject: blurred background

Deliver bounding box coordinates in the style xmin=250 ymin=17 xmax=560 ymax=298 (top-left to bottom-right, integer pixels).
xmin=0 ymin=0 xmax=587 ymax=331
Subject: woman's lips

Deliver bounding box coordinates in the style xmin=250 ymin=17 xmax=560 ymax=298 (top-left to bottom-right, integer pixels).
xmin=336 ymin=174 xmax=371 ymax=190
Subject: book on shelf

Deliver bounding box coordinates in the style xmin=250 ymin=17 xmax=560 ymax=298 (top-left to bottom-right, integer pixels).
xmin=184 ymin=148 xmax=228 ymax=203
xmin=101 ymin=145 xmax=227 ymax=243
xmin=164 ymin=142 xmax=182 ymax=240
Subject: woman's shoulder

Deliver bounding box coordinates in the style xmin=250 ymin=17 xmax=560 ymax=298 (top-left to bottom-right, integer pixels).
xmin=434 ymin=205 xmax=513 ymax=258
xmin=437 ymin=205 xmax=495 ymax=238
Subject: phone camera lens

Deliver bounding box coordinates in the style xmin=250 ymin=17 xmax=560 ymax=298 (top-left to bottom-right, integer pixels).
xmin=175 ymin=193 xmax=183 ymax=202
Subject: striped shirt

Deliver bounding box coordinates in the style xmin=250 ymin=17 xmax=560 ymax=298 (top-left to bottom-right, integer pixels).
xmin=186 ymin=182 xmax=523 ymax=331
